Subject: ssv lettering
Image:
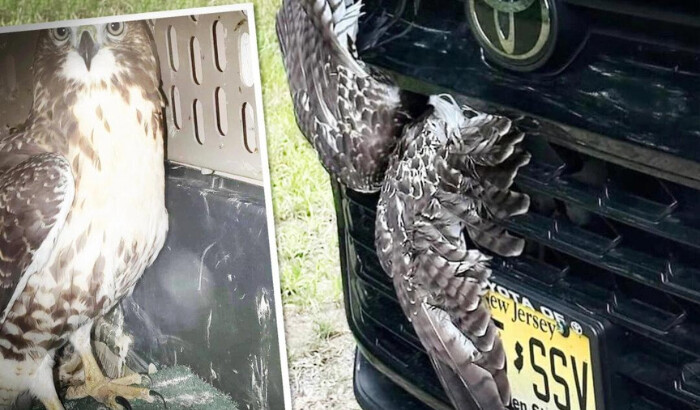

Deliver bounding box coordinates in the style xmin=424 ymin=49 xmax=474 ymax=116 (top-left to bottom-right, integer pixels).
xmin=529 ymin=337 xmax=589 ymax=410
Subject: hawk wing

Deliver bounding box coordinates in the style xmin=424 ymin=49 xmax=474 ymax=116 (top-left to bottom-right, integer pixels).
xmin=0 ymin=150 xmax=74 ymax=324
xmin=375 ymin=95 xmax=530 ymax=409
xmin=276 ymin=0 xmax=412 ymax=192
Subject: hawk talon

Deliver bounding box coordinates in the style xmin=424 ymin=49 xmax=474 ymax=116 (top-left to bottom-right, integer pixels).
xmin=150 ymin=390 xmax=168 ymax=409
xmin=115 ymin=396 xmax=132 ymax=410
xmin=64 ymin=350 xmax=157 ymax=409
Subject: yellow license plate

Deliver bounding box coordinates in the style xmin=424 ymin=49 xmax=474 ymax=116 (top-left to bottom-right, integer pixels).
xmin=484 ymin=286 xmax=597 ymax=410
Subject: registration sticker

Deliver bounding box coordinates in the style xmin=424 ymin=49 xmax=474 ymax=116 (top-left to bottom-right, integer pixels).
xmin=484 ymin=285 xmax=597 ymax=410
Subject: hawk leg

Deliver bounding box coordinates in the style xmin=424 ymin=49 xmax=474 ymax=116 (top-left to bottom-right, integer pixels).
xmin=58 ymin=306 xmax=141 ymax=386
xmin=65 ymin=323 xmax=163 ymax=410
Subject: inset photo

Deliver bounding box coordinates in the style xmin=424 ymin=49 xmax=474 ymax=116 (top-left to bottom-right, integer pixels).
xmin=0 ymin=4 xmax=288 ymax=410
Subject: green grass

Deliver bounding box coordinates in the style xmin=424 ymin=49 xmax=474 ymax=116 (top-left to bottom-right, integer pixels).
xmin=314 ymin=318 xmax=342 ymax=341
xmin=254 ymin=0 xmax=343 ymax=309
xmin=0 ymin=0 xmax=342 ymax=310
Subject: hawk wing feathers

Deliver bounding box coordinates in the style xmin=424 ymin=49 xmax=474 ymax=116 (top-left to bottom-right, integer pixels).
xmin=375 ymin=95 xmax=529 ymax=409
xmin=277 ymin=0 xmax=411 ymax=192
xmin=0 ymin=152 xmax=74 ymax=324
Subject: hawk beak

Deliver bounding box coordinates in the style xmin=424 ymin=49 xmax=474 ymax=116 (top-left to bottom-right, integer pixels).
xmin=78 ymin=31 xmax=100 ymax=71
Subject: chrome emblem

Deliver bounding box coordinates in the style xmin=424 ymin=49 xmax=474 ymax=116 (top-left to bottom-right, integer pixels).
xmin=468 ymin=0 xmax=554 ymax=63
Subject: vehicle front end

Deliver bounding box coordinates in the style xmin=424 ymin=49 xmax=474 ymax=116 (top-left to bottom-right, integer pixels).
xmin=336 ymin=1 xmax=700 ymax=409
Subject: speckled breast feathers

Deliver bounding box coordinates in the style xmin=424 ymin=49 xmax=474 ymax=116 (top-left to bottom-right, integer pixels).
xmin=0 ymin=21 xmax=167 ymax=406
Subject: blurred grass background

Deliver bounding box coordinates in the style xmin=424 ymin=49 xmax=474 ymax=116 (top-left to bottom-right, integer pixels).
xmin=1 ymin=0 xmax=352 ymax=408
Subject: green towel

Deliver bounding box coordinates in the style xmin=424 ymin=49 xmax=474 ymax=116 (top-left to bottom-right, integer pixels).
xmin=53 ymin=366 xmax=238 ymax=410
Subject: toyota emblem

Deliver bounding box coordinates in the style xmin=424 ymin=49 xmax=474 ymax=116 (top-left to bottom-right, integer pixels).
xmin=466 ymin=0 xmax=557 ymax=71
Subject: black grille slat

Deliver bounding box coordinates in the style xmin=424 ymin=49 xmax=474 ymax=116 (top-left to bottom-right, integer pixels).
xmin=504 ymin=253 xmax=569 ymax=287
xmin=618 ymin=352 xmax=700 ymax=409
xmin=562 ymin=0 xmax=700 ymax=29
xmin=351 ymin=269 xmax=422 ymax=350
xmin=680 ymin=362 xmax=700 ymax=402
xmin=507 ymin=212 xmax=614 ymax=257
xmin=603 ymin=181 xmax=677 ymax=222
xmin=350 ymin=236 xmax=394 ymax=295
xmin=518 ymin=137 xmax=700 ymax=250
xmin=608 ymin=292 xmax=686 ymax=335
xmin=504 ymin=214 xmax=700 ymax=303
xmin=609 ymin=305 xmax=700 ymax=362
xmin=509 ymin=179 xmax=700 ymax=304
xmin=344 ymin=193 xmax=700 ymax=361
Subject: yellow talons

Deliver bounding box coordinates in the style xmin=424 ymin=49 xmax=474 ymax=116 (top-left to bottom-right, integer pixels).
xmin=66 ymin=332 xmax=154 ymax=409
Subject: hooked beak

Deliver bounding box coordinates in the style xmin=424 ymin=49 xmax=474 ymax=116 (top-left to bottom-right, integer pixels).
xmin=78 ymin=31 xmax=100 ymax=71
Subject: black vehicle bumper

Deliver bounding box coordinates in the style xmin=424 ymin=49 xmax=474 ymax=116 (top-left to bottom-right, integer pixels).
xmin=338 ymin=2 xmax=700 ymax=408
xmin=354 ymin=348 xmax=440 ymax=410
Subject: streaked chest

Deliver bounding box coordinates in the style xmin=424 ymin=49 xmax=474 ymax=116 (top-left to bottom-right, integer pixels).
xmin=48 ymin=85 xmax=167 ymax=301
xmin=2 ymin=85 xmax=169 ymax=349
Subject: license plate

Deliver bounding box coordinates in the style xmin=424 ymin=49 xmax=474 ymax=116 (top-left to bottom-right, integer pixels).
xmin=484 ymin=283 xmax=598 ymax=410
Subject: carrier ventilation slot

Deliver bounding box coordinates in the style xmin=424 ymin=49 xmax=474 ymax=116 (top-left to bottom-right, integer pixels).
xmin=155 ymin=12 xmax=262 ymax=182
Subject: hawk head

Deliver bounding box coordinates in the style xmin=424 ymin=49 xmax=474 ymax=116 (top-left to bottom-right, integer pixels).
xmin=32 ymin=21 xmax=160 ymax=99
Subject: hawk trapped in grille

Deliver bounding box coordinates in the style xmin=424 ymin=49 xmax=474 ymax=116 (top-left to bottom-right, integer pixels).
xmin=0 ymin=22 xmax=168 ymax=409
xmin=277 ymin=1 xmax=530 ymax=409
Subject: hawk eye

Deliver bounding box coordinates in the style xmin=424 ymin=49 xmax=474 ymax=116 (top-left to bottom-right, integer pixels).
xmin=107 ymin=22 xmax=124 ymax=37
xmin=51 ymin=27 xmax=70 ymax=43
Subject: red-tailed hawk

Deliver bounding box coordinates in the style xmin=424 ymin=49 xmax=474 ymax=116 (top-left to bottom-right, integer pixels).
xmin=0 ymin=21 xmax=167 ymax=410
xmin=277 ymin=1 xmax=530 ymax=408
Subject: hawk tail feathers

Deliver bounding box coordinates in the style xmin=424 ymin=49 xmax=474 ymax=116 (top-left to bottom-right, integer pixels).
xmin=416 ymin=301 xmax=508 ymax=410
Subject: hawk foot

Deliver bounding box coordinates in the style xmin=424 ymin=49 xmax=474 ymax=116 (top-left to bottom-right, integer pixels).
xmin=65 ymin=373 xmax=166 ymax=410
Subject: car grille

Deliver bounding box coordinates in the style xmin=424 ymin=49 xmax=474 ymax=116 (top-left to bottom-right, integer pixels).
xmin=358 ymin=0 xmax=700 ymax=168
xmin=562 ymin=0 xmax=700 ymax=30
xmin=341 ymin=1 xmax=700 ymax=408
xmin=335 ymin=185 xmax=453 ymax=406
xmin=336 ymin=127 xmax=700 ymax=409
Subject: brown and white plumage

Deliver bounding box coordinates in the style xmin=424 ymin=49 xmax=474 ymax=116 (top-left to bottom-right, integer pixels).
xmin=277 ymin=1 xmax=530 ymax=408
xmin=276 ymin=0 xmax=420 ymax=192
xmin=375 ymin=95 xmax=530 ymax=409
xmin=0 ymin=21 xmax=167 ymax=409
